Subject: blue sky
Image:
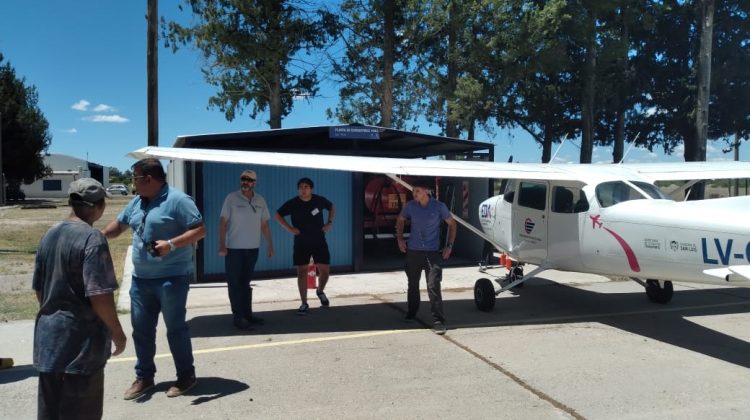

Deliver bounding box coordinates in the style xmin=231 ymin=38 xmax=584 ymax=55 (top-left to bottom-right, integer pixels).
xmin=0 ymin=1 xmax=743 ymax=172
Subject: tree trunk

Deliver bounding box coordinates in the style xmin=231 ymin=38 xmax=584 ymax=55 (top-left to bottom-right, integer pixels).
xmin=445 ymin=1 xmax=459 ymax=138
xmin=580 ymin=11 xmax=597 ymax=164
xmin=694 ymin=0 xmax=714 ymax=163
xmin=380 ymin=0 xmax=395 ymax=128
xmin=542 ymin=124 xmax=553 ymax=163
xmin=612 ymin=8 xmax=629 ymax=164
xmin=269 ymin=65 xmax=282 ymax=129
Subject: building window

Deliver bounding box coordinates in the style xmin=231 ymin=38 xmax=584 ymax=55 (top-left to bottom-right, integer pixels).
xmin=43 ymin=180 xmax=62 ymax=191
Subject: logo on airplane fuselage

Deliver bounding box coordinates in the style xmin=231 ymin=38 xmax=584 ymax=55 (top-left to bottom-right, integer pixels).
xmin=702 ymin=238 xmax=750 ymax=265
xmin=589 ymin=214 xmax=641 ymax=272
xmin=524 ymin=218 xmax=535 ymax=234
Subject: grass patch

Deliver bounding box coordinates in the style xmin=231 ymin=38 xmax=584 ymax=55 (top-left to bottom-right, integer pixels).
xmin=0 ymin=291 xmax=39 ymax=321
xmin=0 ymin=196 xmax=133 ymax=320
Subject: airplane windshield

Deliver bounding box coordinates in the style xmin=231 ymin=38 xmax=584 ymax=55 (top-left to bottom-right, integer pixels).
xmin=595 ymin=181 xmax=668 ymax=208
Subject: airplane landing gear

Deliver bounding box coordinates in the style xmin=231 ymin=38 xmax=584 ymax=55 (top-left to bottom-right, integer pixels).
xmin=507 ymin=266 xmax=524 ymax=288
xmin=474 ymin=278 xmax=496 ymax=311
xmin=645 ymin=279 xmax=673 ymax=304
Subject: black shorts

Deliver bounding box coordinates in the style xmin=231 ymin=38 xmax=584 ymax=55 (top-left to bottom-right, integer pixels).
xmin=293 ymin=240 xmax=330 ymax=266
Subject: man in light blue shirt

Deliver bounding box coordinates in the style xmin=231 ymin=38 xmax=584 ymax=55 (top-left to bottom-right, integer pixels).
xmin=102 ymin=158 xmax=205 ymax=400
xmin=395 ymin=178 xmax=457 ymax=335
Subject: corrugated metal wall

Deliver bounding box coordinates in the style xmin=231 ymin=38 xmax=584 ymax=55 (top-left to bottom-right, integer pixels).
xmin=201 ymin=162 xmax=353 ymax=278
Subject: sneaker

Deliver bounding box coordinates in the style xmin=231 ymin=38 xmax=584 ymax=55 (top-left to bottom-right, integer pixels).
xmin=123 ymin=377 xmax=155 ymax=400
xmin=432 ymin=321 xmax=447 ymax=335
xmin=296 ymin=303 xmax=309 ymax=316
xmin=316 ymin=289 xmax=330 ymax=307
xmin=166 ymin=375 xmax=197 ymax=398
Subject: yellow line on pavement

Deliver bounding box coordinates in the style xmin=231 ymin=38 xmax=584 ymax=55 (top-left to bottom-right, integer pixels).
xmin=109 ymin=329 xmax=419 ymax=363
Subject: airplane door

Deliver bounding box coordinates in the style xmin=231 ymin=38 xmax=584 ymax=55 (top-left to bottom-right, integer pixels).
xmin=512 ymin=181 xmax=548 ymax=263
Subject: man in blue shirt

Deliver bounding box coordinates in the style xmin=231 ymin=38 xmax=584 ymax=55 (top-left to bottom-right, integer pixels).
xmin=395 ymin=178 xmax=457 ymax=335
xmin=102 ymin=158 xmax=206 ymax=400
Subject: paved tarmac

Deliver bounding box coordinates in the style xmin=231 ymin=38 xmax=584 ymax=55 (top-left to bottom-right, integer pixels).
xmin=4 ymin=253 xmax=750 ymax=419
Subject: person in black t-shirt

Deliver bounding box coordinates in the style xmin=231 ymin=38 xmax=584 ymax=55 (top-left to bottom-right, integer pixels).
xmin=275 ymin=177 xmax=336 ymax=315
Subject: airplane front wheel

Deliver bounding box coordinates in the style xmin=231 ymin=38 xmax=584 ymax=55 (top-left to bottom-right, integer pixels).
xmin=474 ymin=278 xmax=496 ymax=312
xmin=646 ymin=279 xmax=673 ymax=304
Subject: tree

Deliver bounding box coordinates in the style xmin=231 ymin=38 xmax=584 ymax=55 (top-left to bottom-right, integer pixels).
xmin=328 ymin=0 xmax=418 ymax=129
xmin=163 ymin=0 xmax=335 ymax=129
xmin=0 ymin=54 xmax=51 ymax=186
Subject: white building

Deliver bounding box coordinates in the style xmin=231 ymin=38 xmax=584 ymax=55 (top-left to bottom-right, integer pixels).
xmin=21 ymin=154 xmax=109 ymax=198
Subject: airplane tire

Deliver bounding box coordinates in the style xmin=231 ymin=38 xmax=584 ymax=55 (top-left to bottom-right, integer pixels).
xmin=474 ymin=278 xmax=496 ymax=312
xmin=646 ymin=279 xmax=673 ymax=304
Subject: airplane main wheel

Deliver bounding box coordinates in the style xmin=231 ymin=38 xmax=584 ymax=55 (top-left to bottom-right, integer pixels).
xmin=646 ymin=279 xmax=673 ymax=304
xmin=474 ymin=278 xmax=496 ymax=312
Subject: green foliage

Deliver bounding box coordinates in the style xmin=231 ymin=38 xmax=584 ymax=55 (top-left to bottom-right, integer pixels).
xmin=0 ymin=54 xmax=51 ymax=185
xmin=328 ymin=0 xmax=420 ymax=129
xmin=162 ymin=0 xmax=336 ymax=128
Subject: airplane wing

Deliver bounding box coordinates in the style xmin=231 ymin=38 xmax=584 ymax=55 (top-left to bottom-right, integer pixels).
xmin=129 ymin=146 xmax=582 ymax=181
xmin=703 ymin=266 xmax=750 ymax=283
xmin=617 ymin=161 xmax=750 ymax=182
xmin=130 ymin=146 xmax=750 ymax=183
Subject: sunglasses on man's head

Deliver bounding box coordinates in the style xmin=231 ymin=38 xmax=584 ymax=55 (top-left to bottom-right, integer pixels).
xmin=241 ymin=177 xmax=256 ymax=182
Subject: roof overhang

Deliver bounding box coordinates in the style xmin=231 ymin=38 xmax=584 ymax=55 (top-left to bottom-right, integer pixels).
xmin=173 ymin=124 xmax=493 ymax=160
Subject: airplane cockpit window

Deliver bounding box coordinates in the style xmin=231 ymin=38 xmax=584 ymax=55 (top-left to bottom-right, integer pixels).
xmin=631 ymin=181 xmax=669 ymax=200
xmin=503 ymin=190 xmax=515 ymax=203
xmin=596 ymin=181 xmax=664 ymax=208
xmin=518 ymin=182 xmax=546 ymax=211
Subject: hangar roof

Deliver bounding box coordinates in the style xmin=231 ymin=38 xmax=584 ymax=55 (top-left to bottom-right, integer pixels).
xmin=174 ymin=124 xmax=494 ymax=160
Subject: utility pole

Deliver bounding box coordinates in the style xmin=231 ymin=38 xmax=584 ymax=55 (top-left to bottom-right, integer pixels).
xmin=0 ymin=111 xmax=4 ymax=205
xmin=147 ymin=0 xmax=158 ymax=147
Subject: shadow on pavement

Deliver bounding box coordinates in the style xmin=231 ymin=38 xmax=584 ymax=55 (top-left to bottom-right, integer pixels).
xmin=128 ymin=376 xmax=249 ymax=405
xmin=189 ymin=277 xmax=750 ymax=369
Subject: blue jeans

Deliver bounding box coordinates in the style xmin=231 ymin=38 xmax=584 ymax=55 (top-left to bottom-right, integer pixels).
xmin=225 ymin=248 xmax=259 ymax=321
xmin=130 ymin=274 xmax=194 ymax=379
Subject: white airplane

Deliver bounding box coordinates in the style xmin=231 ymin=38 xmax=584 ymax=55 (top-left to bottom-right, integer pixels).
xmin=130 ymin=146 xmax=750 ymax=311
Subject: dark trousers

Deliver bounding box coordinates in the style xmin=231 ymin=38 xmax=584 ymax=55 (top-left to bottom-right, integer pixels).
xmin=225 ymin=248 xmax=260 ymax=321
xmin=405 ymin=250 xmax=445 ymax=322
xmin=38 ymin=369 xmax=104 ymax=420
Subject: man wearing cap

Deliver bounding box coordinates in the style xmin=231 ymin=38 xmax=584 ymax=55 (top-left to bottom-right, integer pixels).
xmin=33 ymin=178 xmax=127 ymax=419
xmin=219 ymin=169 xmax=274 ymax=330
xmin=395 ymin=178 xmax=457 ymax=335
xmin=102 ymin=158 xmax=206 ymax=400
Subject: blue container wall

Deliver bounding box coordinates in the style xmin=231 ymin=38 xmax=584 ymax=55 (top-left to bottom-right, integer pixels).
xmin=201 ymin=162 xmax=353 ymax=277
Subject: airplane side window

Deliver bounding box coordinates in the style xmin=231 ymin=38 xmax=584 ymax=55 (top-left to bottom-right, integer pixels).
xmin=573 ymin=192 xmax=589 ymax=212
xmin=518 ymin=182 xmax=546 ymax=211
xmin=552 ymin=187 xmax=574 ymax=213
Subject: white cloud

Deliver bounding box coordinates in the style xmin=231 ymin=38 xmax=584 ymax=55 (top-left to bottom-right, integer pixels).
xmin=83 ymin=115 xmax=129 ymax=123
xmin=93 ymin=104 xmax=116 ymax=113
xmin=71 ymin=100 xmax=90 ymax=111
xmin=60 ymin=128 xmax=78 ymax=134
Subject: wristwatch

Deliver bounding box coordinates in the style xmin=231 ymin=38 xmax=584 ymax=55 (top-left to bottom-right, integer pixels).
xmin=446 ymin=242 xmax=453 ymax=248
xmin=167 ymin=239 xmax=176 ymax=251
